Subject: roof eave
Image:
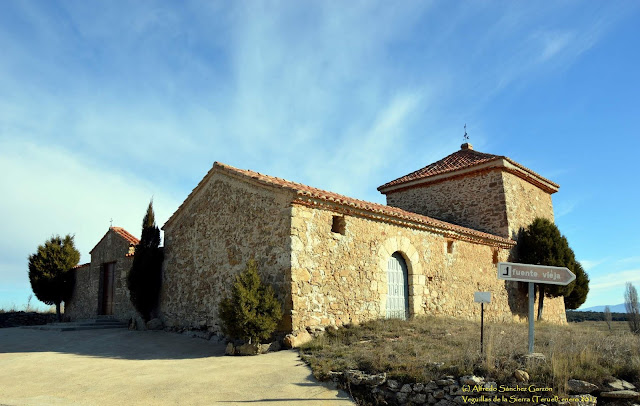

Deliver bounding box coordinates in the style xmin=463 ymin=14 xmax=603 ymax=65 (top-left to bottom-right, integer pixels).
xmin=379 ymin=158 xmax=559 ymax=195
xmin=292 ymin=196 xmax=516 ymax=248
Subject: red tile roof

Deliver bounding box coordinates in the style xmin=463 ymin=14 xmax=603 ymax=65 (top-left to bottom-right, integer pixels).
xmin=89 ymin=227 xmax=139 ymax=254
xmin=163 ymin=161 xmax=515 ymax=247
xmin=73 ymin=262 xmax=90 ymax=270
xmin=110 ymin=227 xmax=140 ymax=246
xmin=378 ymin=143 xmax=559 ymax=193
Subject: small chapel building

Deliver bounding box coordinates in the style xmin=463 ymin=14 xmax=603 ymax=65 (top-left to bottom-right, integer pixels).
xmin=66 ymin=143 xmax=567 ymax=333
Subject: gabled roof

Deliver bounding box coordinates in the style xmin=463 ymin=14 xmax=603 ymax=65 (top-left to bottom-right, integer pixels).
xmin=163 ymin=161 xmax=515 ymax=248
xmin=378 ymin=143 xmax=559 ymax=194
xmin=110 ymin=227 xmax=139 ymax=245
xmin=89 ymin=227 xmax=139 ymax=254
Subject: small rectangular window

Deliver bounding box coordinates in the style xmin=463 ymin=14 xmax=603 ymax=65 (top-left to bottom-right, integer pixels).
xmin=493 ymin=249 xmax=499 ymax=264
xmin=447 ymin=240 xmax=454 ymax=254
xmin=331 ymin=216 xmax=346 ymax=235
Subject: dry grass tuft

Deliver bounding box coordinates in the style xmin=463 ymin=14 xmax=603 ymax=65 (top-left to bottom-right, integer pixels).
xmin=300 ymin=317 xmax=640 ymax=393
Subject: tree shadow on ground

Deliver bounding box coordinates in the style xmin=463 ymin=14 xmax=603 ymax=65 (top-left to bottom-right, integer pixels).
xmin=0 ymin=327 xmax=226 ymax=360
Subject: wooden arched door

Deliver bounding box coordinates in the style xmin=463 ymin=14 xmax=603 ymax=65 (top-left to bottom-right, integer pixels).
xmin=386 ymin=252 xmax=409 ymax=320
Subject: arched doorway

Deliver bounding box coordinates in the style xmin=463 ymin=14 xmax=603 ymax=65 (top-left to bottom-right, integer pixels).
xmin=386 ymin=252 xmax=409 ymax=320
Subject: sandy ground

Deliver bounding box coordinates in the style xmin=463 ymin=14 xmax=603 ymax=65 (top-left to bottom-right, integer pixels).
xmin=0 ymin=327 xmax=354 ymax=406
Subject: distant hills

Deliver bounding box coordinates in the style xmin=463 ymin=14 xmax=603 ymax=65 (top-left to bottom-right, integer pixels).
xmin=578 ymin=303 xmax=626 ymax=313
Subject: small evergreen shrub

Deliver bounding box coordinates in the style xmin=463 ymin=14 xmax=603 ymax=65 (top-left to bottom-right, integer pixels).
xmin=218 ymin=259 xmax=283 ymax=344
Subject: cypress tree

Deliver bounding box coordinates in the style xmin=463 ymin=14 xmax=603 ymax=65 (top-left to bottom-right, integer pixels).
xmin=218 ymin=259 xmax=283 ymax=344
xmin=28 ymin=235 xmax=80 ymax=321
xmin=127 ymin=200 xmax=163 ymax=321
xmin=518 ymin=218 xmax=586 ymax=320
xmin=564 ymin=261 xmax=590 ymax=310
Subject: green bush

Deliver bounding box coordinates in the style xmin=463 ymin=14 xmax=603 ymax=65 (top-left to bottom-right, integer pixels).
xmin=28 ymin=234 xmax=79 ymax=321
xmin=218 ymin=259 xmax=282 ymax=344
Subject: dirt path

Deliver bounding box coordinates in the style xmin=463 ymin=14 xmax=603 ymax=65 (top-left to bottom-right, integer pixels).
xmin=0 ymin=327 xmax=353 ymax=406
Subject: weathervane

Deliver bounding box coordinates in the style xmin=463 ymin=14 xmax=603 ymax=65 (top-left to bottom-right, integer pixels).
xmin=463 ymin=124 xmax=469 ymax=142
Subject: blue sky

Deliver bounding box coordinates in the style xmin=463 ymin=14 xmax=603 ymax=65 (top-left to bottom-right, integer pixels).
xmin=1 ymin=1 xmax=639 ymax=311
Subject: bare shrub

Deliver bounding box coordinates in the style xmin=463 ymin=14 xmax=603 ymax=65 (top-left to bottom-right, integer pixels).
xmin=24 ymin=294 xmax=33 ymax=312
xmin=625 ymin=282 xmax=640 ymax=334
xmin=604 ymin=305 xmax=612 ymax=330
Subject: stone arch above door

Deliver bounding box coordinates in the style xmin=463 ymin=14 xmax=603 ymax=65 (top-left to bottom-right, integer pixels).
xmin=378 ymin=236 xmax=425 ymax=317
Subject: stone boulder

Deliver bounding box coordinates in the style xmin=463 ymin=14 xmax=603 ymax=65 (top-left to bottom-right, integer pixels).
xmin=514 ymin=370 xmax=530 ymax=382
xmin=225 ymin=342 xmax=236 ymax=355
xmin=283 ymin=330 xmax=312 ymax=348
xmin=343 ymin=370 xmax=386 ymax=386
xmin=134 ymin=314 xmax=147 ymax=331
xmin=460 ymin=375 xmax=485 ymax=386
xmin=258 ymin=341 xmax=282 ymax=354
xmin=605 ymin=379 xmax=636 ymax=391
xmin=235 ymin=343 xmax=261 ymax=356
xmin=146 ymin=318 xmax=163 ymax=331
xmin=519 ymin=352 xmax=546 ymax=363
xmin=387 ymin=379 xmax=400 ymax=391
xmin=600 ymin=390 xmax=640 ymax=400
xmin=567 ymin=379 xmax=598 ymax=394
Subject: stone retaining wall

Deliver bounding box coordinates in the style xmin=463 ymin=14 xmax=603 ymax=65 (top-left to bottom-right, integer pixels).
xmin=334 ymin=371 xmax=599 ymax=406
xmin=0 ymin=311 xmax=57 ymax=328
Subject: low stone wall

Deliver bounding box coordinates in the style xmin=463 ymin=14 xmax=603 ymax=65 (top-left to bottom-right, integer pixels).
xmin=331 ymin=371 xmax=600 ymax=406
xmin=0 ymin=311 xmax=57 ymax=328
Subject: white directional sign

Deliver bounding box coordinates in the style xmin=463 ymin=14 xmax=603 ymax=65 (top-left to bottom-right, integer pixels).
xmin=497 ymin=262 xmax=575 ymax=285
xmin=474 ymin=292 xmax=491 ymax=303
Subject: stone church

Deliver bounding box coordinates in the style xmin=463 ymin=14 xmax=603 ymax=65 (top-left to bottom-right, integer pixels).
xmin=65 ymin=143 xmax=567 ymax=334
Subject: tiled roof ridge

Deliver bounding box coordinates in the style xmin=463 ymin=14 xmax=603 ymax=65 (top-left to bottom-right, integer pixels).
xmin=89 ymin=226 xmax=140 ymax=254
xmin=378 ymin=148 xmax=502 ymax=190
xmin=73 ymin=262 xmax=90 ymax=269
xmin=213 ymin=162 xmax=514 ymax=246
xmin=378 ymin=147 xmax=558 ymax=191
xmin=109 ymin=227 xmax=140 ymax=245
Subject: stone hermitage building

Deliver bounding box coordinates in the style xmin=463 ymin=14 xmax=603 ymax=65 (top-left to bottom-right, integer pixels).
xmin=66 ymin=143 xmax=567 ymax=333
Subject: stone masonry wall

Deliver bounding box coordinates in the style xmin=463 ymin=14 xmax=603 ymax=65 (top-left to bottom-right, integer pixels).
xmin=160 ymin=172 xmax=294 ymax=333
xmin=65 ymin=264 xmax=97 ymax=319
xmin=385 ymin=170 xmax=510 ymax=238
xmin=502 ymin=171 xmax=555 ymax=240
xmin=65 ymin=231 xmax=136 ymax=321
xmin=289 ymin=203 xmax=566 ymax=333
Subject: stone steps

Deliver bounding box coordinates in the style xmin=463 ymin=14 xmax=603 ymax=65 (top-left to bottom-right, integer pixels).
xmin=21 ymin=318 xmax=128 ymax=331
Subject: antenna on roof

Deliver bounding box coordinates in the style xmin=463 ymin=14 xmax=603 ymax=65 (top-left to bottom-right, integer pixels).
xmin=463 ymin=124 xmax=469 ymax=142
xmin=110 ymin=218 xmax=113 ymax=227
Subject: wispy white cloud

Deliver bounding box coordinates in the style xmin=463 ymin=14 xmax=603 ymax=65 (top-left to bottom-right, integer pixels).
xmin=590 ymin=269 xmax=640 ymax=292
xmin=616 ymin=256 xmax=640 ymax=265
xmin=579 ymin=259 xmax=608 ymax=272
xmin=535 ymin=31 xmax=575 ymax=63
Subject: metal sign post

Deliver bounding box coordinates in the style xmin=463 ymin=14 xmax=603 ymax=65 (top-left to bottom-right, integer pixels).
xmin=528 ymin=282 xmax=534 ymax=354
xmin=498 ymin=262 xmax=575 ymax=354
xmin=474 ymin=292 xmax=491 ymax=354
